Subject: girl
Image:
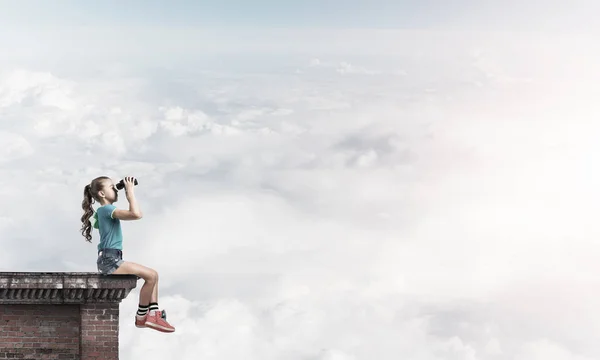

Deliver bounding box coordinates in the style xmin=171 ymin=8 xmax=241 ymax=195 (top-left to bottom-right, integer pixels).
xmin=80 ymin=176 xmax=175 ymax=333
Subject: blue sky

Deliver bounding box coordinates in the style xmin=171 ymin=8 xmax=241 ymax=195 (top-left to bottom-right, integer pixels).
xmin=1 ymin=0 xmax=451 ymax=28
xmin=1 ymin=0 xmax=597 ymax=30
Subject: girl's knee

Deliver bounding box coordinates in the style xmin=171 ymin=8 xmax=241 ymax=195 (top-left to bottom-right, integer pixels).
xmin=140 ymin=267 xmax=158 ymax=283
xmin=147 ymin=269 xmax=158 ymax=283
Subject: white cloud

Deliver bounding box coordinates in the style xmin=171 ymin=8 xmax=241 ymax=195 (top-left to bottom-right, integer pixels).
xmin=0 ymin=131 xmax=34 ymax=162
xmin=515 ymin=339 xmax=596 ymax=360
xmin=159 ymin=106 xmax=211 ymax=136
xmin=307 ymin=58 xmax=382 ymax=75
xmin=0 ymin=69 xmax=74 ymax=108
xmin=336 ymin=62 xmax=381 ymax=75
xmin=1 ymin=25 xmax=600 ymax=360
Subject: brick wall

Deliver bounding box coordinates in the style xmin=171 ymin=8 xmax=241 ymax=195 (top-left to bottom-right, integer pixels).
xmin=0 ymin=304 xmax=80 ymax=359
xmin=0 ymin=273 xmax=137 ymax=360
xmin=80 ymin=303 xmax=120 ymax=360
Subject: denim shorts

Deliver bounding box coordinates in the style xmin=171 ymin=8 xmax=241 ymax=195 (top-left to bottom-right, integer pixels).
xmin=97 ymin=249 xmax=125 ymax=275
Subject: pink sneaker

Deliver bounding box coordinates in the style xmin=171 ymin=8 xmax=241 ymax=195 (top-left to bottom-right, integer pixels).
xmin=145 ymin=309 xmax=175 ymax=333
xmin=135 ymin=313 xmax=147 ymax=328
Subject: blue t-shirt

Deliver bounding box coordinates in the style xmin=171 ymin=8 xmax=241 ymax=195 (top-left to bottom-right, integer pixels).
xmin=94 ymin=204 xmax=123 ymax=251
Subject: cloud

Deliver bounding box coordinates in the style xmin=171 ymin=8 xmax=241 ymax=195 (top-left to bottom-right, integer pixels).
xmin=1 ymin=25 xmax=600 ymax=360
xmin=307 ymin=58 xmax=383 ymax=75
xmin=158 ymin=106 xmax=211 ymax=136
xmin=0 ymin=130 xmax=34 ymax=162
xmin=0 ymin=69 xmax=75 ymax=109
xmin=515 ymin=339 xmax=596 ymax=360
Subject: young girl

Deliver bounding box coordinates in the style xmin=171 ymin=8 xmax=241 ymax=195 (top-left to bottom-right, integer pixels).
xmin=80 ymin=176 xmax=175 ymax=333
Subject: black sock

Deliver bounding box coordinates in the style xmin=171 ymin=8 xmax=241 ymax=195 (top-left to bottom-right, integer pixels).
xmin=149 ymin=302 xmax=159 ymax=312
xmin=137 ymin=304 xmax=149 ymax=316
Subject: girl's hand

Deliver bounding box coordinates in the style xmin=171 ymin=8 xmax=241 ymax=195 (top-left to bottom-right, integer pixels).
xmin=124 ymin=176 xmax=136 ymax=194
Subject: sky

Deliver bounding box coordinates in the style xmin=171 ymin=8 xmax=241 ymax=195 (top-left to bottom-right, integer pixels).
xmin=1 ymin=1 xmax=600 ymax=360
xmin=0 ymin=0 xmax=599 ymax=30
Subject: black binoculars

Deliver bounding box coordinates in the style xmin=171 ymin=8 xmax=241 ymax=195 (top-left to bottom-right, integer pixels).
xmin=115 ymin=178 xmax=138 ymax=190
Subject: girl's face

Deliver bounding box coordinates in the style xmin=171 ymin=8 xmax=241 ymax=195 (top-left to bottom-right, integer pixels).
xmin=100 ymin=179 xmax=119 ymax=203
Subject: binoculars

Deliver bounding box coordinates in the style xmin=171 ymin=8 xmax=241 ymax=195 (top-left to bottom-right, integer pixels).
xmin=115 ymin=178 xmax=138 ymax=190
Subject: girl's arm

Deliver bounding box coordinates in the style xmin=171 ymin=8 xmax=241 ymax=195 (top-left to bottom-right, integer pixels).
xmin=113 ymin=178 xmax=143 ymax=220
xmin=113 ymin=194 xmax=143 ymax=220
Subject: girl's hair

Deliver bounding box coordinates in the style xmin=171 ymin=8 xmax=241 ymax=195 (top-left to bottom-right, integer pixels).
xmin=80 ymin=176 xmax=111 ymax=243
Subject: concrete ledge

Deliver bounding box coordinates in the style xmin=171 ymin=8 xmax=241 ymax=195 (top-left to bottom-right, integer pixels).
xmin=0 ymin=272 xmax=138 ymax=304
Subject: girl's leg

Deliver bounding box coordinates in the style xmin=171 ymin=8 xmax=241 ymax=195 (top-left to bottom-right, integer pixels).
xmin=111 ymin=261 xmax=158 ymax=305
xmin=151 ymin=278 xmax=158 ymax=304
xmin=139 ymin=279 xmax=154 ymax=305
xmin=112 ymin=261 xmax=175 ymax=332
